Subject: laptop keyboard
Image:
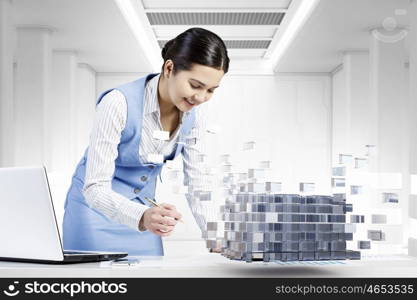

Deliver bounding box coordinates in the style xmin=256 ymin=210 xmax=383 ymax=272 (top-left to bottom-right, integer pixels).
xmin=63 ymin=250 xmax=97 ymax=255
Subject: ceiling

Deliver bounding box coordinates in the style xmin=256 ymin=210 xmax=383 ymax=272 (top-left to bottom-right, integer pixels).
xmin=141 ymin=0 xmax=291 ymax=63
xmin=12 ymin=0 xmax=411 ymax=74
xmin=277 ymin=0 xmax=411 ymax=73
xmin=13 ymin=0 xmax=154 ymax=73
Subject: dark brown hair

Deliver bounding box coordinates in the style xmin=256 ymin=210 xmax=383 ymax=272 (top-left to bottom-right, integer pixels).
xmin=161 ymin=27 xmax=229 ymax=74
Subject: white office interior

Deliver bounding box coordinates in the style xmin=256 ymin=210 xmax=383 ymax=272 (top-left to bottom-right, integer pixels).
xmin=1 ymin=0 xmax=417 ymax=265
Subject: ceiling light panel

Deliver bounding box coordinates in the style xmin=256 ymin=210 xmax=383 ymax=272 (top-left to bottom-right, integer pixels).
xmin=142 ymin=0 xmax=291 ymax=9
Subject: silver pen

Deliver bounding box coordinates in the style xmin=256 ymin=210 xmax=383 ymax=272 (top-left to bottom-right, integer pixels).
xmin=144 ymin=197 xmax=184 ymax=223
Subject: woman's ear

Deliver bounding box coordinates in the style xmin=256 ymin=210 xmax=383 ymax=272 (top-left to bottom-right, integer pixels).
xmin=164 ymin=60 xmax=174 ymax=78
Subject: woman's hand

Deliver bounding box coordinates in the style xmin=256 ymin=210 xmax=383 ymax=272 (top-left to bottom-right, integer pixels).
xmin=139 ymin=203 xmax=182 ymax=236
xmin=209 ymin=239 xmax=223 ymax=253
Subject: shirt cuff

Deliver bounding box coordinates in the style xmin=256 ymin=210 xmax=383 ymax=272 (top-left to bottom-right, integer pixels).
xmin=115 ymin=199 xmax=149 ymax=232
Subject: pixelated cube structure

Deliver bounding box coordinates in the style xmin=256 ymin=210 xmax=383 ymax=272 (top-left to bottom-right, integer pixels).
xmin=214 ymin=193 xmax=361 ymax=262
xmin=201 ymin=144 xmax=367 ymax=262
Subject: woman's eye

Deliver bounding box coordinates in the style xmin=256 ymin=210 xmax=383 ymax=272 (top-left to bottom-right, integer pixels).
xmin=190 ymin=83 xmax=199 ymax=89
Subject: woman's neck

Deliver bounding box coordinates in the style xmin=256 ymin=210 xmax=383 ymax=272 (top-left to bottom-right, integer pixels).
xmin=157 ymin=75 xmax=178 ymax=117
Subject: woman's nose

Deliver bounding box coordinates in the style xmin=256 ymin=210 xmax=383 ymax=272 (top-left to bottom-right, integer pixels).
xmin=193 ymin=92 xmax=207 ymax=103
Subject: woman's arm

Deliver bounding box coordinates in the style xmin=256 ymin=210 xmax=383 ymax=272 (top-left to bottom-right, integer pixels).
xmin=182 ymin=105 xmax=219 ymax=241
xmin=82 ymin=90 xmax=149 ymax=231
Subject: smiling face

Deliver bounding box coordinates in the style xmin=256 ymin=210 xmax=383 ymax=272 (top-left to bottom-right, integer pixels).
xmin=162 ymin=60 xmax=225 ymax=112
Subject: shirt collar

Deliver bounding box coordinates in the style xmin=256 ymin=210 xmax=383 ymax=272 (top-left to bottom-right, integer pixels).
xmin=144 ymin=73 xmax=190 ymax=123
xmin=144 ymin=73 xmax=160 ymax=115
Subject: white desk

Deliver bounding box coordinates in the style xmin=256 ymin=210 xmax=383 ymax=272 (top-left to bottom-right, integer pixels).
xmin=1 ymin=253 xmax=417 ymax=278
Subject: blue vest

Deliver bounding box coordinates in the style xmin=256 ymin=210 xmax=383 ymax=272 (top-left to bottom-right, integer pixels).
xmin=62 ymin=73 xmax=196 ymax=256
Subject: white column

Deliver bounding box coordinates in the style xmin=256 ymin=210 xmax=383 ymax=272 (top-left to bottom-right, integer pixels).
xmin=0 ymin=0 xmax=15 ymax=167
xmin=332 ymin=51 xmax=372 ymax=248
xmin=332 ymin=51 xmax=371 ymax=165
xmin=370 ymin=27 xmax=408 ymax=173
xmin=14 ymin=26 xmax=53 ymax=166
xmin=369 ymin=25 xmax=408 ymax=249
xmin=48 ymin=55 xmax=97 ymax=172
xmin=343 ymin=51 xmax=371 ymax=156
xmin=48 ymin=50 xmax=78 ymax=172
xmin=75 ymin=63 xmax=96 ymax=162
xmin=409 ymin=0 xmax=417 ymax=257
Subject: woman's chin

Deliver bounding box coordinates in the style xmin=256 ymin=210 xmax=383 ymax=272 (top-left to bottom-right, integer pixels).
xmin=174 ymin=104 xmax=190 ymax=113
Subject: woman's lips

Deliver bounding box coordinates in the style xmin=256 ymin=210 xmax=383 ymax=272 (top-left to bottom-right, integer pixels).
xmin=183 ymin=97 xmax=195 ymax=106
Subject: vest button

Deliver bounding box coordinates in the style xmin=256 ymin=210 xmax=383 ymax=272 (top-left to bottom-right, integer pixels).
xmin=140 ymin=175 xmax=148 ymax=182
xmin=134 ymin=188 xmax=141 ymax=194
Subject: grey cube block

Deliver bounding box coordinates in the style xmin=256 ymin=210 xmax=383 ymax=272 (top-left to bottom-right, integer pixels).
xmin=247 ymin=183 xmax=265 ymax=193
xmin=333 ymin=193 xmax=346 ymax=202
xmin=350 ymin=185 xmax=363 ymax=195
xmin=206 ymin=239 xmax=217 ymax=249
xmin=332 ymin=166 xmax=346 ymax=176
xmin=331 ymin=241 xmax=346 ymax=251
xmin=186 ymin=137 xmax=197 ymax=145
xmin=207 ymin=222 xmax=217 ymax=231
xmin=339 ymin=154 xmax=354 ymax=165
xmin=315 ymin=251 xmax=331 ymax=260
xmin=299 ymin=252 xmax=316 ymax=261
xmin=371 ymin=214 xmax=387 ymax=224
xmin=368 ymin=230 xmax=385 ymax=241
xmin=344 ymin=204 xmax=353 ymax=213
xmin=265 ymin=182 xmax=282 ymax=192
xmin=346 ymin=250 xmax=361 ymax=260
xmin=299 ymin=182 xmax=315 ymax=193
xmin=332 ymin=178 xmax=346 ymax=187
xmin=194 ymin=191 xmax=212 ymax=201
xmin=354 ymin=158 xmax=367 ymax=169
xmin=206 ymin=230 xmax=216 ymax=239
xmin=248 ymin=168 xmax=267 ymax=179
xmin=331 ymin=251 xmax=347 ymax=260
xmin=358 ymin=240 xmax=371 ymax=249
xmin=382 ymin=193 xmax=399 ymax=203
xmin=350 ymin=215 xmax=365 ymax=223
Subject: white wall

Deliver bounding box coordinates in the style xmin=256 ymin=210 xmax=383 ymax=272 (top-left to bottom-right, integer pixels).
xmin=0 ymin=0 xmax=15 ymax=167
xmin=331 ymin=51 xmax=410 ymax=254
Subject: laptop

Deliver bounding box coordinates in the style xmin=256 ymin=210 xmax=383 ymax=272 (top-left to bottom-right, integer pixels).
xmin=0 ymin=166 xmax=128 ymax=264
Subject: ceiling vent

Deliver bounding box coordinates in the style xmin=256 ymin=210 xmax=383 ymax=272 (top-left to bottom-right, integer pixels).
xmin=147 ymin=12 xmax=285 ymax=26
xmin=158 ymin=39 xmax=271 ymax=49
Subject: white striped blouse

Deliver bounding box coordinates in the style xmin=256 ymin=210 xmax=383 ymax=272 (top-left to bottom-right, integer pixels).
xmin=82 ymin=74 xmax=216 ymax=237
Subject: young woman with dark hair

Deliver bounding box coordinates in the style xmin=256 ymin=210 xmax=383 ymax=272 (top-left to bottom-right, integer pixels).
xmin=62 ymin=28 xmax=229 ymax=255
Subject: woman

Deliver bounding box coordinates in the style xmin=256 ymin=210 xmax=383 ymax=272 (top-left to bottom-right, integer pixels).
xmin=62 ymin=27 xmax=229 ymax=256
